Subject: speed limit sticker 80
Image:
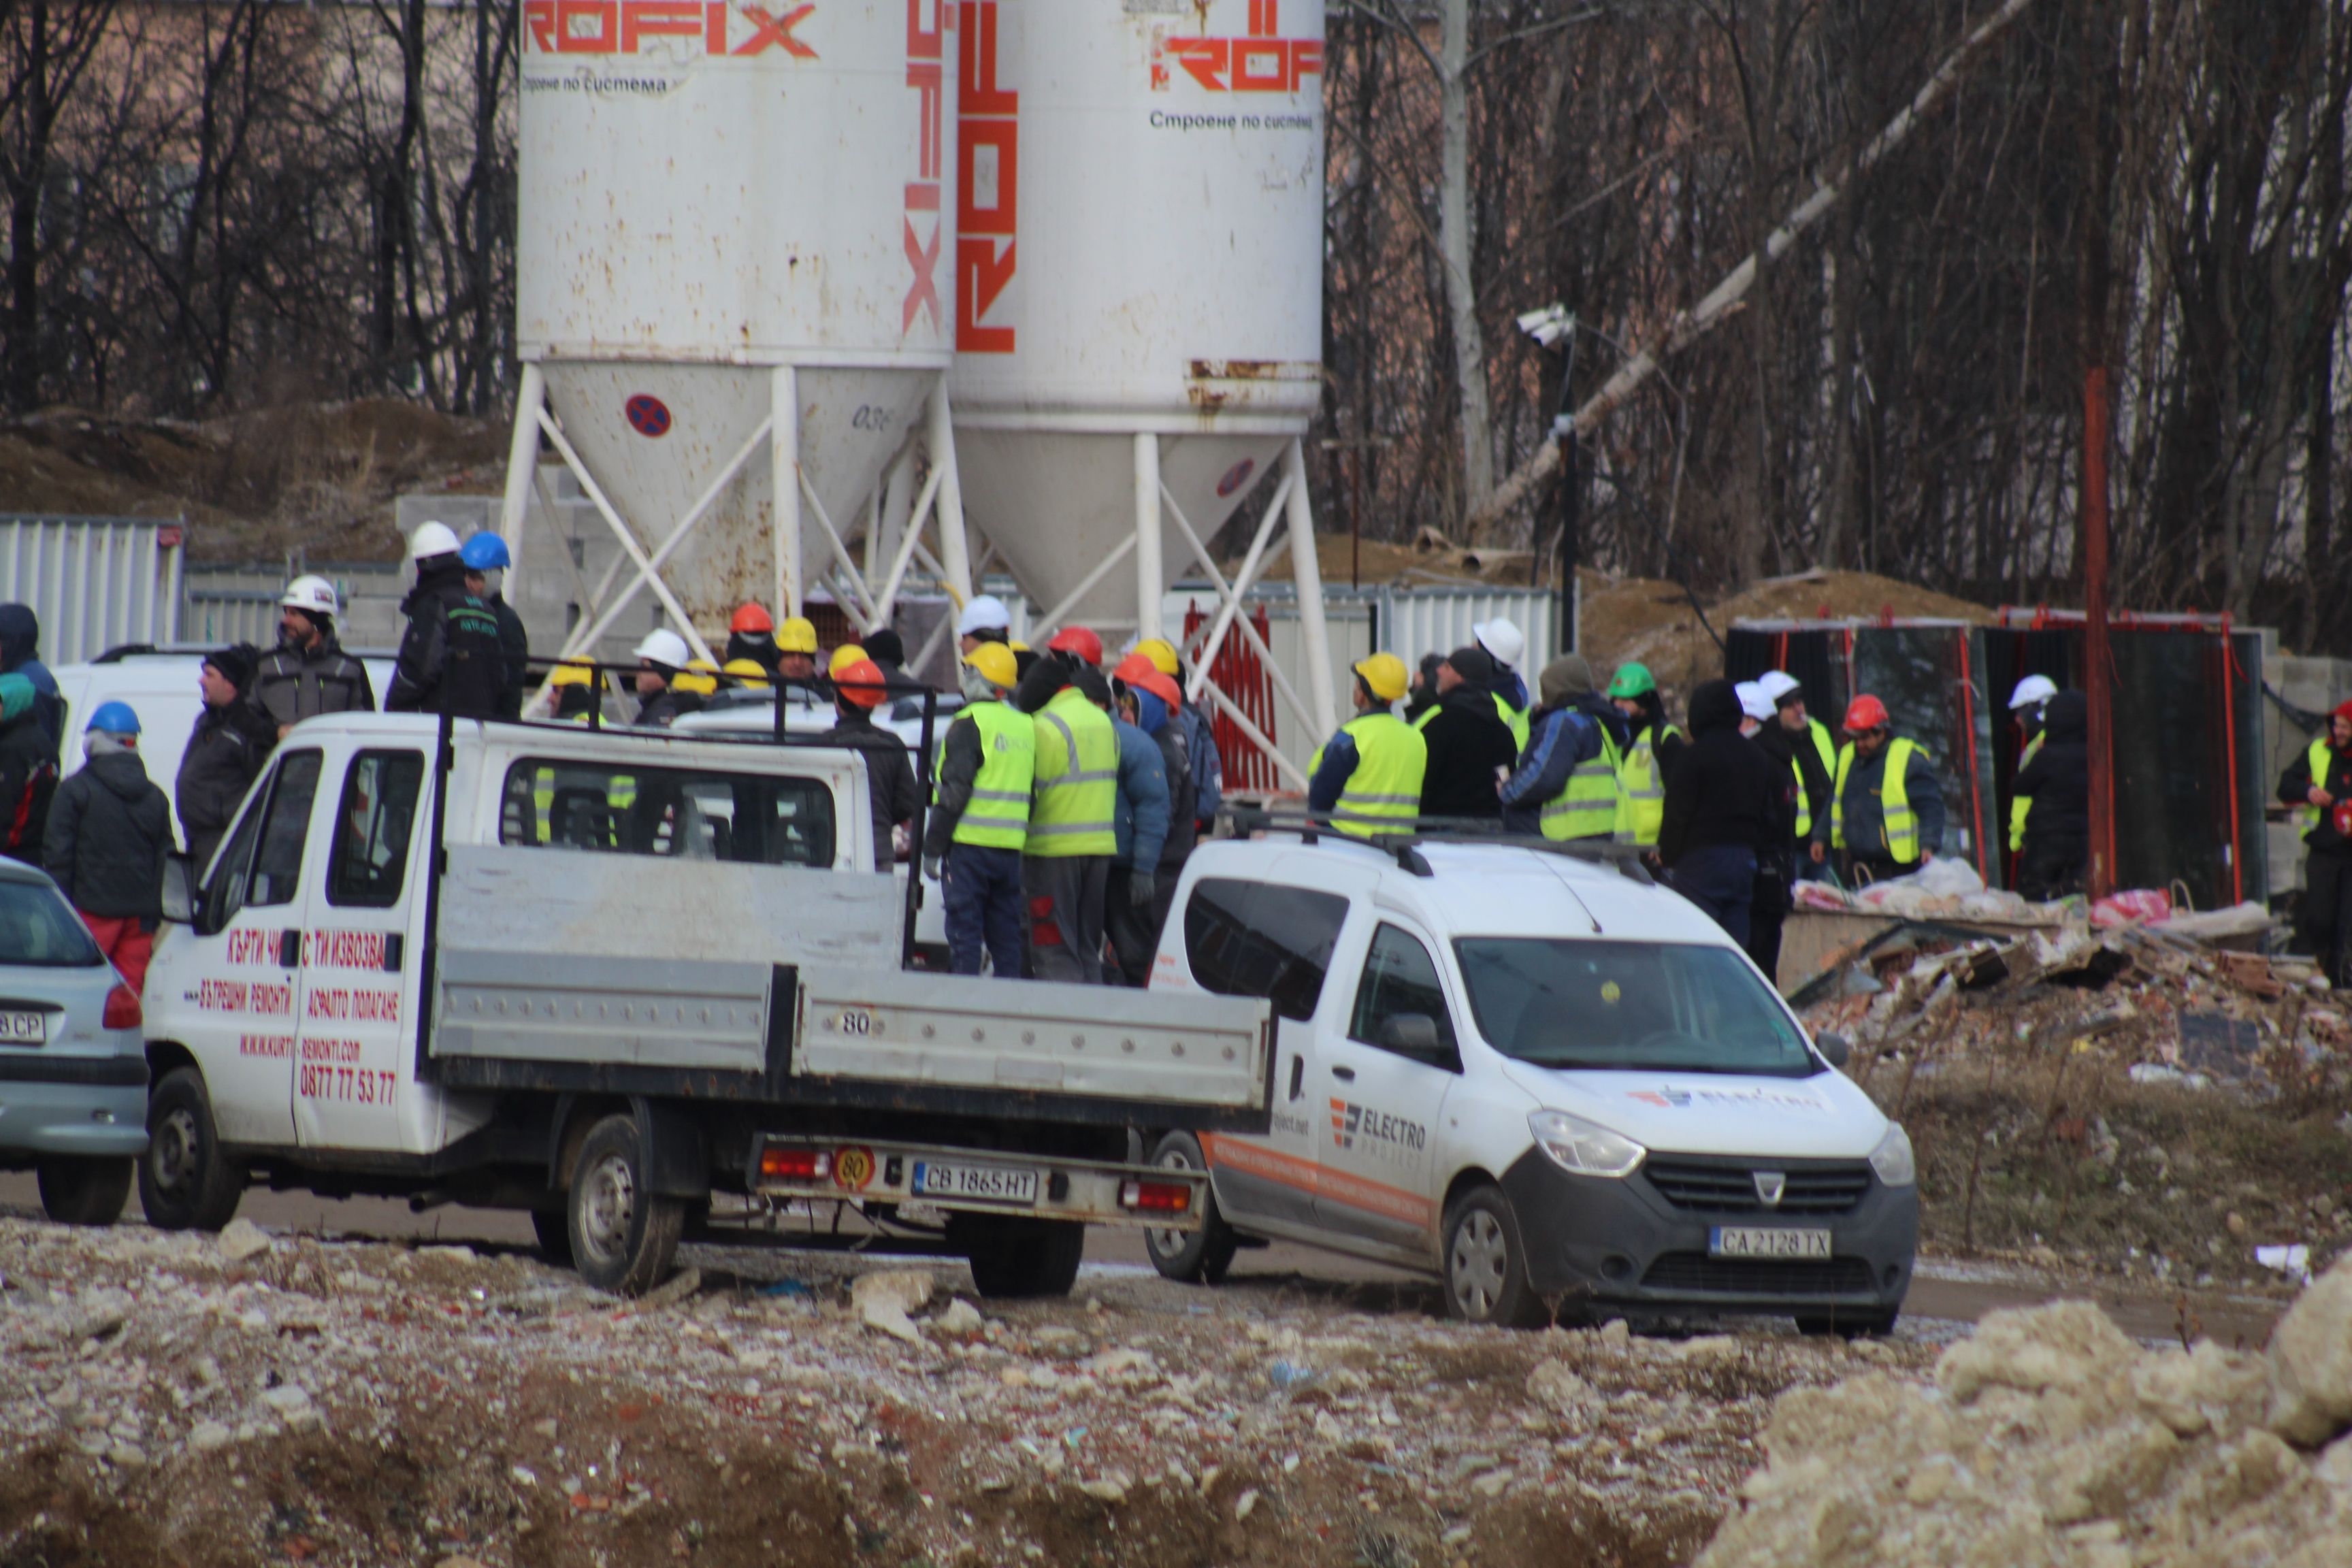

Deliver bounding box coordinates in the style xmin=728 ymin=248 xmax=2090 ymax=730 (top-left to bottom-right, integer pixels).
xmin=830 ymin=1008 xmax=879 ymax=1037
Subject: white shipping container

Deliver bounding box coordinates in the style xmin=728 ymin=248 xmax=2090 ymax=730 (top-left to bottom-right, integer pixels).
xmin=0 ymin=516 xmax=186 ymax=664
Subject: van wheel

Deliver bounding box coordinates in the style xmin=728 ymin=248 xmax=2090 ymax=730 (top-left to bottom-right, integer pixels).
xmin=1441 ymin=1186 xmax=1547 ymax=1328
xmin=139 ymin=1068 xmax=244 ymax=1232
xmin=567 ymin=1114 xmax=684 ymax=1296
xmin=530 ymin=1207 xmax=574 ymax=1264
xmin=37 ymin=1157 xmax=133 ymax=1226
xmin=1141 ymin=1132 xmax=1238 ymax=1284
xmin=954 ymin=1213 xmax=1087 ymax=1298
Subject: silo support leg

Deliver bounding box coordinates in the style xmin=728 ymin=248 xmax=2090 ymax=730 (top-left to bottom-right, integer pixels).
xmin=1161 ymin=478 xmax=1321 ymax=748
xmin=1134 ymin=434 xmax=1164 ymax=641
xmin=1284 ymin=438 xmax=1340 ymax=738
xmin=774 ymin=366 xmax=802 ymax=617
xmin=532 ymin=408 xmax=718 ymax=667
xmin=926 ymin=382 xmax=974 ymax=607
xmin=1173 ymin=468 xmax=1294 ymax=702
xmin=498 ymin=364 xmax=546 ymax=606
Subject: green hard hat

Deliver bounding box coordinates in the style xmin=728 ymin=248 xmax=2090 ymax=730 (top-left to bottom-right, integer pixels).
xmin=1605 ymin=662 xmax=1656 ymax=699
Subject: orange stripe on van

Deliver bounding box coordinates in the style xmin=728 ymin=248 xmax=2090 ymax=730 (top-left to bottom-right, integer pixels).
xmin=1198 ymin=1134 xmax=1435 ymax=1228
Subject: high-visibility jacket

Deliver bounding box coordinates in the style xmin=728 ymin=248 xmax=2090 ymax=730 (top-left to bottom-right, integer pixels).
xmin=2007 ymin=730 xmax=2046 ymax=853
xmin=1492 ymin=692 xmax=1531 ymax=752
xmin=1310 ymin=712 xmax=1428 ymax=838
xmin=1791 ymin=718 xmax=1837 ymax=840
xmin=1025 ymin=687 xmax=1117 ymax=857
xmin=2296 ymin=736 xmax=2334 ymax=833
xmin=951 ymin=700 xmax=1035 ymax=850
xmin=1613 ymin=723 xmax=1681 ymax=845
xmin=1833 ymin=738 xmax=1923 ymax=862
xmin=1541 ymin=723 xmax=1623 ymax=841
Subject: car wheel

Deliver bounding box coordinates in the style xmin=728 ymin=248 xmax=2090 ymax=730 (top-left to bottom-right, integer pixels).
xmin=37 ymin=1157 xmax=133 ymax=1226
xmin=1441 ymin=1186 xmax=1548 ymax=1328
xmin=954 ymin=1213 xmax=1087 ymax=1298
xmin=530 ymin=1207 xmax=574 ymax=1264
xmin=1795 ymin=1308 xmax=1899 ymax=1339
xmin=1140 ymin=1131 xmax=1238 ymax=1285
xmin=566 ymin=1114 xmax=685 ymax=1296
xmin=139 ymin=1067 xmax=244 ymax=1232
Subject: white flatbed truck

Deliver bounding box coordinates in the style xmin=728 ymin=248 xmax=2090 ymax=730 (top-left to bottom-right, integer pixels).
xmin=137 ymin=708 xmax=1271 ymax=1295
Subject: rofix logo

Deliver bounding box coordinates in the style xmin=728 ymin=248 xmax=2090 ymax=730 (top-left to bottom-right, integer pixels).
xmin=904 ymin=0 xmax=949 ymax=333
xmin=1154 ymin=0 xmax=1322 ymax=94
xmin=522 ymin=0 xmax=816 ymax=58
xmin=1328 ymin=1098 xmax=1426 ymax=1154
xmin=956 ymin=0 xmax=1015 ymax=353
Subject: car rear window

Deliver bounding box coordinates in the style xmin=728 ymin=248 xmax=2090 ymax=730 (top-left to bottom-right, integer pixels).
xmin=0 ymin=879 xmax=103 ymax=968
xmin=1182 ymin=877 xmax=1350 ymax=1023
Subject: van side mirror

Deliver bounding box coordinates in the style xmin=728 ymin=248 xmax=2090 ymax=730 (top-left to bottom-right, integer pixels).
xmin=1815 ymin=1030 xmax=1852 ymax=1070
xmin=1377 ymin=1013 xmax=1440 ymax=1053
xmin=159 ymin=854 xmax=197 ymax=926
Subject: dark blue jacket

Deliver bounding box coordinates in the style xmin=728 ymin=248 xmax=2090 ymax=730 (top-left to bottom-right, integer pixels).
xmin=0 ymin=604 xmax=63 ymax=752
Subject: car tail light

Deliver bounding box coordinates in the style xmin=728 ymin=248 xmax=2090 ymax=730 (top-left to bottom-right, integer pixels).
xmin=103 ymin=984 xmax=142 ymax=1030
xmin=1119 ymin=1179 xmax=1192 ymax=1213
xmin=759 ymin=1146 xmax=831 ymax=1181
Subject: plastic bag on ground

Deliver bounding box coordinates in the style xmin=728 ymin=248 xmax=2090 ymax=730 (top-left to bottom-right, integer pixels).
xmin=2091 ymin=888 xmax=2172 ymax=928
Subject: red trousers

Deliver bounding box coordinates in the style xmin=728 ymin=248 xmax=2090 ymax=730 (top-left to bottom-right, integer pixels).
xmin=80 ymin=914 xmax=154 ymax=996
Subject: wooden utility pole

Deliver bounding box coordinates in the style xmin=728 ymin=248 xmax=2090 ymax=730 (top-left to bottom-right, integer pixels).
xmin=2078 ymin=0 xmax=2116 ymax=899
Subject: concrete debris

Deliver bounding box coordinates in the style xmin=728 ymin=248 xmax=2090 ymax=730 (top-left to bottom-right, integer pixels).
xmin=2266 ymin=1254 xmax=2352 ymax=1448
xmin=214 ymin=1220 xmax=271 ymax=1262
xmin=850 ymin=1268 xmax=934 ymax=1343
xmin=933 ymin=1297 xmax=986 ymax=1337
xmin=1526 ymin=1358 xmax=1592 ymax=1412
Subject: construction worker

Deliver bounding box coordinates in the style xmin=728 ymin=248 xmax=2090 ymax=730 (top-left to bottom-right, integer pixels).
xmin=922 ymin=642 xmax=1033 ymax=978
xmin=1097 ymin=664 xmax=1170 ymax=987
xmin=2012 ymin=690 xmax=2088 ymax=902
xmin=1114 ymin=651 xmax=1198 ymax=955
xmin=1606 ymin=662 xmax=1684 ymax=847
xmin=2006 ymin=674 xmax=2060 ymax=868
xmin=958 ymin=594 xmax=1013 ymax=657
xmin=0 ymin=674 xmax=58 ymax=866
xmin=1736 ymin=681 xmax=1798 ymax=977
xmin=721 ymin=657 xmax=771 ymax=689
xmin=1656 ymin=679 xmax=1780 ymax=946
xmin=1417 ymin=646 xmax=1517 ymax=823
xmin=1134 ymin=638 xmax=1223 ymax=836
xmin=387 ymin=521 xmax=506 ymax=717
xmin=775 ymin=617 xmax=821 ymax=685
xmin=1817 ymin=694 xmax=1944 ymax=884
xmin=726 ymin=604 xmax=781 ymax=676
xmin=2280 ymin=700 xmax=2352 ymax=987
xmin=1022 ymin=629 xmax=1120 ymax=983
xmin=546 ymin=657 xmax=606 ymax=722
xmin=252 ymin=575 xmax=375 ymax=736
xmin=0 ymin=604 xmax=63 ymax=751
xmin=1756 ymin=670 xmax=1835 ymax=875
xmin=831 ymin=657 xmax=919 ymax=872
xmin=1307 ymin=653 xmax=1428 ymax=838
xmin=1499 ymin=653 xmax=1627 ymax=840
xmin=176 ymin=645 xmax=276 ymax=873
xmin=42 ymin=701 xmax=170 ymax=993
xmin=629 ymin=628 xmax=693 ymax=728
xmin=457 ymin=534 xmax=531 ymax=719
xmin=671 ymin=658 xmax=720 ymax=719
xmin=1471 ymin=619 xmax=1533 ymax=749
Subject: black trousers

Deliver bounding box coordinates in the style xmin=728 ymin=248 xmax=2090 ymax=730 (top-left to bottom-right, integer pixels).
xmin=1104 ymin=865 xmax=1160 ymax=988
xmin=1747 ymin=868 xmax=1789 ymax=987
xmin=2017 ymin=834 xmax=2088 ymax=904
xmin=2306 ymin=848 xmax=2352 ymax=987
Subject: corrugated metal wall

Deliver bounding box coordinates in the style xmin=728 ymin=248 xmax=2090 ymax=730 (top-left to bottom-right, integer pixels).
xmin=0 ymin=516 xmax=184 ymax=664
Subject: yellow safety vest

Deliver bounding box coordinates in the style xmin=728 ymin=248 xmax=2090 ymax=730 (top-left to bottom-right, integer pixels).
xmin=1613 ymin=723 xmax=1680 ymax=845
xmin=1025 ymin=687 xmax=1118 ymax=858
xmin=1832 ymin=737 xmax=1923 ymax=862
xmin=1493 ymin=691 xmax=1531 ymax=753
xmin=2008 ymin=730 xmax=2045 ymax=853
xmin=1539 ymin=719 xmax=1623 ymax=841
xmin=1791 ymin=718 xmax=1837 ymax=840
xmin=1311 ymin=711 xmax=1428 ymax=838
xmin=2296 ymin=736 xmax=2336 ymax=833
xmin=949 ymin=700 xmax=1034 ymax=850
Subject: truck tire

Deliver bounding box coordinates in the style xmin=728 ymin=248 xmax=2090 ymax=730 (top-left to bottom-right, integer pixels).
xmin=140 ymin=1067 xmax=244 ymax=1232
xmin=955 ymin=1213 xmax=1086 ymax=1299
xmin=531 ymin=1207 xmax=574 ymax=1264
xmin=567 ymin=1113 xmax=685 ymax=1296
xmin=37 ymin=1157 xmax=133 ymax=1226
xmin=1441 ymin=1185 xmax=1548 ymax=1328
xmin=1140 ymin=1131 xmax=1238 ymax=1285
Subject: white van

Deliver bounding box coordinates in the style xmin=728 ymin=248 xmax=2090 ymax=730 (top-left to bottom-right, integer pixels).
xmin=1139 ymin=826 xmax=1917 ymax=1333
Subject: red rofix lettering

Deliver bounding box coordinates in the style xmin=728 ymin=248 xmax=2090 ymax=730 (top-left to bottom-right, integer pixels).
xmin=954 ymin=0 xmax=1014 ymax=353
xmin=733 ymin=2 xmax=816 ymax=56
xmin=522 ymin=0 xmax=819 ymax=56
xmin=1152 ymin=0 xmax=1321 ymax=94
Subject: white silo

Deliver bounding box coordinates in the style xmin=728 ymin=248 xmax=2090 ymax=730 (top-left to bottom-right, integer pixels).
xmin=497 ymin=0 xmax=973 ymax=659
xmin=944 ymin=0 xmax=1339 ymax=758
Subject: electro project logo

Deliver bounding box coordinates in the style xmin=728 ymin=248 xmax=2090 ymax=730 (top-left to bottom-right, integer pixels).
xmin=1328 ymin=1098 xmax=1426 ymax=1154
xmin=523 ymin=0 xmax=817 ymax=57
xmin=1153 ymin=0 xmax=1322 ymax=95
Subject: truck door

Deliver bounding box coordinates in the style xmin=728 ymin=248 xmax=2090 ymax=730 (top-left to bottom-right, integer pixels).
xmin=149 ymin=749 xmax=325 ymax=1147
xmin=1312 ymin=919 xmax=1460 ymax=1254
xmin=294 ymin=746 xmax=427 ymax=1152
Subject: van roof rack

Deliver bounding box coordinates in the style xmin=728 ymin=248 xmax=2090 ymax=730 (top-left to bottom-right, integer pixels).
xmin=1227 ymin=806 xmax=1655 ymax=885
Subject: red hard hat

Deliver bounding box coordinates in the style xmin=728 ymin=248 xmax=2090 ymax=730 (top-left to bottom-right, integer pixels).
xmin=1844 ymin=694 xmax=1890 ymax=733
xmin=1046 ymin=626 xmax=1103 ymax=666
xmin=730 ymin=603 xmax=774 ymax=634
xmin=835 ymin=657 xmax=889 ymax=708
xmin=2335 ymin=699 xmax=2352 ymax=724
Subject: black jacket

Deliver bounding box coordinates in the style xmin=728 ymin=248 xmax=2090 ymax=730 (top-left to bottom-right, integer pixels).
xmin=252 ymin=636 xmax=375 ymax=728
xmin=487 ymin=592 xmax=530 ymax=719
xmin=0 ymin=604 xmax=63 ymax=753
xmin=1418 ymin=683 xmax=1517 ymax=823
xmin=832 ymin=708 xmax=921 ymax=871
xmin=1656 ymin=680 xmax=1780 ymax=867
xmin=1748 ymin=719 xmax=1806 ymax=875
xmin=177 ymin=702 xmax=276 ymax=872
xmin=2281 ymin=730 xmax=2352 ymax=854
xmin=633 ymin=686 xmax=699 ymax=729
xmin=0 ymin=708 xmax=59 ymax=864
xmin=2013 ymin=690 xmax=2090 ymax=849
xmin=44 ymin=750 xmax=172 ymax=918
xmin=387 ymin=565 xmax=507 ymax=717
xmin=1151 ymin=720 xmax=1198 ymax=870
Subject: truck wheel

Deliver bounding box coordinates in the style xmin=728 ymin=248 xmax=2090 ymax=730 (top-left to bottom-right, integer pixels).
xmin=37 ymin=1157 xmax=133 ymax=1226
xmin=1141 ymin=1132 xmax=1238 ymax=1285
xmin=567 ymin=1114 xmax=684 ymax=1296
xmin=530 ymin=1207 xmax=574 ymax=1264
xmin=1441 ymin=1186 xmax=1548 ymax=1328
xmin=956 ymin=1213 xmax=1087 ymax=1299
xmin=140 ymin=1067 xmax=244 ymax=1232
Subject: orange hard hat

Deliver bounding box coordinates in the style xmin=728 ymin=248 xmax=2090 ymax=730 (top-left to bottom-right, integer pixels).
xmin=1113 ymin=651 xmax=1183 ymax=711
xmin=1046 ymin=626 xmax=1102 ymax=666
xmin=1844 ymin=694 xmax=1890 ymax=733
xmin=730 ymin=603 xmax=774 ymax=634
xmin=835 ymin=657 xmax=889 ymax=708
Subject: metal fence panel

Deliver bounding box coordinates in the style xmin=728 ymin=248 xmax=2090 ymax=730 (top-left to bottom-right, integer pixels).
xmin=1374 ymin=585 xmax=1557 ymax=674
xmin=0 ymin=516 xmax=184 ymax=664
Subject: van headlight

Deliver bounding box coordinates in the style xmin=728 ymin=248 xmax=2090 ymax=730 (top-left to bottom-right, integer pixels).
xmin=1869 ymin=1123 xmax=1916 ymax=1186
xmin=1528 ymin=1110 xmax=1647 ymax=1179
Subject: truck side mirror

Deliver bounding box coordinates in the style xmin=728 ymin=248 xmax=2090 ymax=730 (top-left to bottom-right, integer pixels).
xmin=159 ymin=853 xmax=197 ymax=926
xmin=1815 ymin=1030 xmax=1852 ymax=1070
xmin=1377 ymin=1013 xmax=1440 ymax=1053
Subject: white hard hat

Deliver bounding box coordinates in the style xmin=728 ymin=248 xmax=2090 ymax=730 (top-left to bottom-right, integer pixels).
xmin=280 ymin=574 xmax=340 ymax=617
xmin=1472 ymin=618 xmax=1526 ymax=670
xmin=1735 ymin=681 xmax=1776 ymax=723
xmin=634 ymin=628 xmax=690 ymax=670
xmin=409 ymin=521 xmax=462 ymax=560
xmin=958 ymin=594 xmax=1012 ymax=636
xmin=2008 ymin=674 xmax=2059 ymax=711
xmin=1755 ymin=670 xmax=1802 ymax=705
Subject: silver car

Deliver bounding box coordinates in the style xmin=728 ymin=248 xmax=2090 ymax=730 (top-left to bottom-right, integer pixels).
xmin=0 ymin=858 xmax=148 ymax=1222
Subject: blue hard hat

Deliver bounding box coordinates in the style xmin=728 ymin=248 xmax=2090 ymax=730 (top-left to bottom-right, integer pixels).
xmin=459 ymin=532 xmax=511 ymax=571
xmin=88 ymin=700 xmax=140 ymax=736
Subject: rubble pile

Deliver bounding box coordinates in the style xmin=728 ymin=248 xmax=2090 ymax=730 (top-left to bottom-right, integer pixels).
xmin=1697 ymin=1257 xmax=2352 ymax=1566
xmin=0 ymin=1215 xmax=1925 ymax=1568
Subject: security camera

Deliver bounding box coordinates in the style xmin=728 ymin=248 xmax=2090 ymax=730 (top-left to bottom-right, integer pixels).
xmin=1516 ymin=304 xmax=1574 ymax=350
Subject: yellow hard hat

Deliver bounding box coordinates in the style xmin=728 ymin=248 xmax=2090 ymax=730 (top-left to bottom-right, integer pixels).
xmin=962 ymin=642 xmax=1018 ymax=690
xmin=1135 ymin=638 xmax=1181 ymax=678
xmin=547 ymin=655 xmax=599 ymax=690
xmin=828 ymin=643 xmax=867 ymax=677
xmin=777 ymin=616 xmax=819 ymax=654
xmin=722 ymin=657 xmax=770 ymax=687
xmin=1353 ymin=653 xmax=1410 ymax=703
xmin=674 ymin=657 xmax=720 ymax=696
xmin=1008 ymin=639 xmax=1030 ymax=653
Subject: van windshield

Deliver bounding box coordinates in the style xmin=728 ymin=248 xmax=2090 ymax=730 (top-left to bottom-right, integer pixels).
xmin=1452 ymin=939 xmax=1815 ymax=1077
